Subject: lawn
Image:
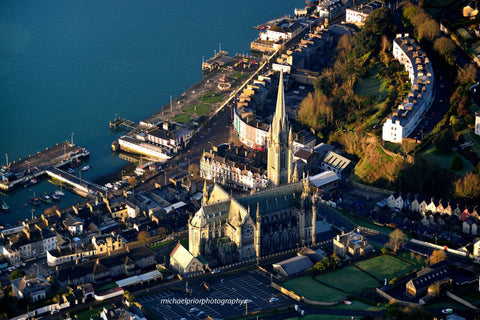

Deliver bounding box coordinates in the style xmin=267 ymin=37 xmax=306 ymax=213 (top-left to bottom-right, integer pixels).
xmin=171 ymin=113 xmax=192 ymax=124
xmin=200 ymin=91 xmax=224 ymax=104
xmin=327 ymin=300 xmax=385 ymax=312
xmin=420 ymin=145 xmax=475 ymax=175
xmin=336 ymin=210 xmax=394 ymax=235
xmin=355 ymin=255 xmax=417 ymax=281
xmin=398 ymin=251 xmax=427 ymax=266
xmin=184 ymin=103 xmax=210 ymax=116
xmin=180 ymin=237 xmax=188 ymax=249
xmin=315 ymin=267 xmax=379 ymax=293
xmin=230 ymin=72 xmax=248 ymax=81
xmin=149 ymin=239 xmax=174 ymax=250
xmin=354 ymin=66 xmax=388 ymax=101
xmin=282 ymin=276 xmax=346 ymax=302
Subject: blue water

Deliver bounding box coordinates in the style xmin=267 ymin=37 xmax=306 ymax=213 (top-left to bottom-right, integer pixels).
xmin=0 ymin=0 xmax=303 ymax=224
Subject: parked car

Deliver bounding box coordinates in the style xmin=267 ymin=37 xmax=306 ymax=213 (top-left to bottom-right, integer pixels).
xmin=269 ymin=297 xmax=279 ymax=303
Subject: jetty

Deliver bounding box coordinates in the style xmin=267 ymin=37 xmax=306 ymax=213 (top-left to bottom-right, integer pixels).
xmin=0 ymin=142 xmax=91 ymax=193
xmin=109 ymin=116 xmax=136 ymax=131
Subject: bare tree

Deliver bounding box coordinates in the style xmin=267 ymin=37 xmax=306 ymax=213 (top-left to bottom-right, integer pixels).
xmin=386 ymin=228 xmax=408 ymax=253
xmin=454 ymin=172 xmax=480 ymax=201
xmin=429 ymin=249 xmax=446 ymax=265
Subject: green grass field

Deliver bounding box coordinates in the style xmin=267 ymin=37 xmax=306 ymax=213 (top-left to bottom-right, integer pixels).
xmin=420 ymin=145 xmax=475 ymax=175
xmin=328 ymin=300 xmax=385 ymax=311
xmin=354 ymin=67 xmax=388 ymax=101
xmin=200 ymin=91 xmax=224 ymax=104
xmin=171 ymin=113 xmax=192 ymax=124
xmin=76 ymin=303 xmax=112 ymax=320
xmin=315 ymin=267 xmax=379 ymax=293
xmin=184 ymin=104 xmax=210 ymax=116
xmin=355 ymin=255 xmax=417 ymax=281
xmin=282 ymin=276 xmax=346 ymax=302
xmin=286 ymin=315 xmax=349 ymax=320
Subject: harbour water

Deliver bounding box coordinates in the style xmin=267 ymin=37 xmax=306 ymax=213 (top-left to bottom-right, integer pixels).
xmin=0 ymin=0 xmax=303 ymax=225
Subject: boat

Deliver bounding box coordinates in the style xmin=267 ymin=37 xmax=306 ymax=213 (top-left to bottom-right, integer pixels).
xmin=68 ymin=168 xmax=75 ymax=174
xmin=81 ymin=165 xmax=90 ymax=171
xmin=23 ymin=178 xmax=38 ymax=188
xmin=39 ymin=194 xmax=52 ymax=204
xmin=32 ymin=198 xmax=40 ymax=206
xmin=305 ymin=0 xmax=319 ymax=5
xmin=55 ymin=189 xmax=65 ymax=197
xmin=31 ymin=178 xmax=38 ymax=184
xmin=1 ymin=201 xmax=9 ymax=212
xmin=50 ymin=193 xmax=60 ymax=201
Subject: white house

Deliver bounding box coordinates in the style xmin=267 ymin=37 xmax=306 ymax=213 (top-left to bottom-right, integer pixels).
xmin=475 ymin=111 xmax=480 ymax=136
xmin=382 ymin=34 xmax=435 ymax=143
xmin=345 ymin=1 xmax=384 ymax=25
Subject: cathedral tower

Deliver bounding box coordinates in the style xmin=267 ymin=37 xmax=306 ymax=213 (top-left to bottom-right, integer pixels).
xmin=267 ymin=71 xmax=293 ymax=186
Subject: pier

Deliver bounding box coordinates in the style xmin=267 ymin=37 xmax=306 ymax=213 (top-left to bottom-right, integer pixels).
xmin=0 ymin=142 xmax=89 ymax=192
xmin=46 ymin=167 xmax=106 ymax=197
xmin=109 ymin=117 xmax=136 ymax=131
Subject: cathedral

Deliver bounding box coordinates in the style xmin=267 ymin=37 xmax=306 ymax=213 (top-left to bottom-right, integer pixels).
xmin=188 ymin=72 xmax=317 ymax=266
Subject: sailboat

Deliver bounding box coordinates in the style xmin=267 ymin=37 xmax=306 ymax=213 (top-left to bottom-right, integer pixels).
xmin=55 ymin=181 xmax=65 ymax=197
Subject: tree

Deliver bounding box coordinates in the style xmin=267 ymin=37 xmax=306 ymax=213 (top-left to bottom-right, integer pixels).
xmin=418 ymin=19 xmax=440 ymax=41
xmin=189 ymin=163 xmax=200 ymax=180
xmin=386 ymin=229 xmax=407 ymax=253
xmin=137 ymin=230 xmax=150 ymax=244
xmin=429 ymin=249 xmax=446 ymax=265
xmin=451 ymin=155 xmax=463 ymax=171
xmin=457 ymin=64 xmax=478 ymax=85
xmin=434 ymin=37 xmax=455 ymax=59
xmin=454 ymin=172 xmax=480 ymax=201
xmin=9 ymin=269 xmax=25 ymax=280
xmin=428 ymin=281 xmax=441 ymax=296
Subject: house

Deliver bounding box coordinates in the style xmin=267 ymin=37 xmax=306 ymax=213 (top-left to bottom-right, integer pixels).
xmin=405 ymin=262 xmax=449 ymax=297
xmin=11 ymin=274 xmax=51 ymax=302
xmin=346 ymin=1 xmax=384 ymax=25
xmin=56 ymin=246 xmax=156 ymax=287
xmin=47 ymin=243 xmax=97 ymax=267
xmin=320 ymin=151 xmax=351 ymax=179
xmin=273 ymin=255 xmax=314 ymax=277
xmin=63 ymin=213 xmax=84 ymax=235
xmin=170 ymin=243 xmax=204 ymax=277
xmin=93 ymin=233 xmax=126 ymax=255
xmin=333 ymin=231 xmax=374 ymax=259
xmin=463 ymin=218 xmax=478 ymax=235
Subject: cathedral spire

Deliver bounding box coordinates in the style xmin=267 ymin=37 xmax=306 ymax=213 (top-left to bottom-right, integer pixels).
xmin=202 ymin=180 xmax=208 ymax=205
xmin=292 ymin=162 xmax=299 ymax=183
xmin=273 ymin=71 xmax=286 ymax=130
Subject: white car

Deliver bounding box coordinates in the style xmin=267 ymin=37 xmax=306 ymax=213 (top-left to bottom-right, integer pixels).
xmin=442 ymin=308 xmax=453 ymax=314
xmin=269 ymin=297 xmax=279 ymax=303
xmin=189 ymin=307 xmax=199 ymax=313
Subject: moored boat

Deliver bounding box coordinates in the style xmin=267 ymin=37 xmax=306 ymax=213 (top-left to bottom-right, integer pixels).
xmin=1 ymin=201 xmax=9 ymax=212
xmin=81 ymin=165 xmax=90 ymax=171
xmin=50 ymin=193 xmax=60 ymax=201
xmin=55 ymin=189 xmax=65 ymax=197
xmin=39 ymin=194 xmax=52 ymax=204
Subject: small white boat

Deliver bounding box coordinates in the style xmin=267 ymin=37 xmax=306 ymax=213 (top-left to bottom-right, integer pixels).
xmin=81 ymin=165 xmax=90 ymax=171
xmin=55 ymin=190 xmax=65 ymax=197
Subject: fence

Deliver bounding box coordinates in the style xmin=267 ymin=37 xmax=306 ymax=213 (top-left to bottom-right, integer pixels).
xmin=9 ymin=302 xmax=70 ymax=320
xmin=271 ymin=282 xmax=301 ymax=302
xmin=446 ymin=291 xmax=479 ymax=310
xmin=348 ymin=179 xmax=395 ymax=196
xmin=376 ymin=288 xmax=420 ymax=308
xmin=409 ymin=239 xmax=468 ymax=257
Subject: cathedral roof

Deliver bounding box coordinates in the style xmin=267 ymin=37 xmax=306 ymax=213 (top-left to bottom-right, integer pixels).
xmin=191 ymin=200 xmax=230 ymax=228
xmin=237 ymin=182 xmax=303 ymax=217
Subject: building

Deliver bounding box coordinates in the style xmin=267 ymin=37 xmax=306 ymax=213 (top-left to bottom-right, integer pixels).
xmin=93 ymin=233 xmax=127 ymax=255
xmin=170 ymin=242 xmax=204 ymax=277
xmin=405 ymin=262 xmax=449 ymax=297
xmin=317 ymin=0 xmax=345 ymax=20
xmin=188 ymin=177 xmax=317 ymax=266
xmin=333 ymin=231 xmax=374 ymax=259
xmin=47 ymin=244 xmax=97 ymax=267
xmin=117 ymin=121 xmax=194 ymax=161
xmin=309 ymin=171 xmax=339 ymax=190
xmin=273 ymin=255 xmax=314 ymax=277
xmin=475 ymin=111 xmax=480 ymax=136
xmin=267 ymin=71 xmax=294 ymax=186
xmin=63 ymin=213 xmax=84 ymax=235
xmin=320 ymin=151 xmax=351 ymax=179
xmin=11 ymin=274 xmax=51 ymax=302
xmin=346 ymin=1 xmax=384 ymax=26
xmin=56 ymin=246 xmax=155 ymax=287
xmin=0 ymin=224 xmax=57 ymax=264
xmin=382 ymin=34 xmax=435 ymax=143
xmin=200 ymin=144 xmax=268 ymax=191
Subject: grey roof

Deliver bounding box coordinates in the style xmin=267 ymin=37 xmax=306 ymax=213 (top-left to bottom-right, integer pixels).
xmin=273 ymin=255 xmax=314 ymax=276
xmin=322 ymin=151 xmax=351 ymax=170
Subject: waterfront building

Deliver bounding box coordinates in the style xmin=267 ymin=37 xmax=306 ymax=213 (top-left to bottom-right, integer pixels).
xmin=475 ymin=111 xmax=480 ymax=136
xmin=317 ymin=0 xmax=345 ymax=20
xmin=118 ymin=121 xmax=194 ymax=161
xmin=382 ymin=34 xmax=435 ymax=143
xmin=345 ymin=1 xmax=384 ymax=26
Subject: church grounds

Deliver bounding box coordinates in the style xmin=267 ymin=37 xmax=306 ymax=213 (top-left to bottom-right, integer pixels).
xmin=282 ymin=255 xmax=419 ymax=303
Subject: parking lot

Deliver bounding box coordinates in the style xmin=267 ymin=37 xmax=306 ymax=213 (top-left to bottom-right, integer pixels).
xmin=138 ymin=270 xmax=292 ymax=320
